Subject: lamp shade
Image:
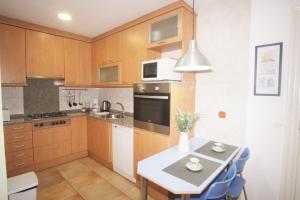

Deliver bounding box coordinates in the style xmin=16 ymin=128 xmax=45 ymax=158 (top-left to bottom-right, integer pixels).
xmin=174 ymin=40 xmax=212 ymax=72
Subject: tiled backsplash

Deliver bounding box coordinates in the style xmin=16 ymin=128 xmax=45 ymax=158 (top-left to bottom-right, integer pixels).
xmin=1 ymin=87 xmax=24 ymax=115
xmin=59 ymin=87 xmax=99 ymax=111
xmin=98 ymin=88 xmax=133 ymax=113
xmin=2 ymin=85 xmax=133 ymax=115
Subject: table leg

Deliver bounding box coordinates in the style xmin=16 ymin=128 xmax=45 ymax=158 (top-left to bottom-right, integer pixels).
xmin=140 ymin=177 xmax=148 ymax=200
xmin=181 ymin=194 xmax=190 ymax=200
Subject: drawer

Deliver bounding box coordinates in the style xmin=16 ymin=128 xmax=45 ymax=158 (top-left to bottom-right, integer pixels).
xmin=6 ymin=149 xmax=33 ymax=163
xmin=5 ymin=123 xmax=32 ymax=134
xmin=7 ymin=156 xmax=33 ymax=172
xmin=5 ymin=140 xmax=33 ymax=153
xmin=5 ymin=131 xmax=32 ymax=144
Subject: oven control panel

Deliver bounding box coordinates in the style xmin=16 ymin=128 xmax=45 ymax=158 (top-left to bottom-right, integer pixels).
xmin=33 ymin=118 xmax=71 ymax=128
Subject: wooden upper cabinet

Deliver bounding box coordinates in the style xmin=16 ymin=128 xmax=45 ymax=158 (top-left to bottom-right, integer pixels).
xmin=26 ymin=30 xmax=64 ymax=78
xmin=64 ymin=38 xmax=91 ymax=86
xmin=120 ymin=23 xmax=148 ymax=84
xmin=0 ymin=24 xmax=26 ymax=85
xmin=147 ymin=9 xmax=184 ymax=50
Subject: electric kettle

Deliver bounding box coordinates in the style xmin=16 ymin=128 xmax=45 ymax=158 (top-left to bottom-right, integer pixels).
xmin=100 ymin=100 xmax=111 ymax=112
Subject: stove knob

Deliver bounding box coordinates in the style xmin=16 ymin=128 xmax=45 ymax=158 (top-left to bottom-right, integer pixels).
xmin=51 ymin=122 xmax=56 ymax=126
xmin=62 ymin=121 xmax=66 ymax=124
xmin=39 ymin=123 xmax=44 ymax=127
xmin=55 ymin=122 xmax=59 ymax=125
xmin=34 ymin=124 xmax=39 ymax=127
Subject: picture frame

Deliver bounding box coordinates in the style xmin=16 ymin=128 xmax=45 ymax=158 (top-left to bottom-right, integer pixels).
xmin=254 ymin=42 xmax=283 ymax=96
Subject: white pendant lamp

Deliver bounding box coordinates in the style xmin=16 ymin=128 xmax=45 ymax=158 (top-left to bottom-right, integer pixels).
xmin=174 ymin=0 xmax=212 ymax=72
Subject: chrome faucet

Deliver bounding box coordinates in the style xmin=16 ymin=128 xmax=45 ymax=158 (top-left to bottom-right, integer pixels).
xmin=115 ymin=102 xmax=125 ymax=116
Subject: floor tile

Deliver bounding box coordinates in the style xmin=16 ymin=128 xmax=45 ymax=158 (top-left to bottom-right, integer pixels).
xmin=56 ymin=160 xmax=92 ymax=180
xmin=68 ymin=171 xmax=105 ymax=191
xmin=79 ymin=181 xmax=122 ymax=200
xmin=37 ymin=181 xmax=77 ymax=200
xmin=36 ymin=167 xmax=65 ymax=190
xmin=112 ymin=194 xmax=132 ymax=200
xmin=63 ymin=194 xmax=85 ymax=200
xmin=107 ymin=173 xmax=136 ymax=194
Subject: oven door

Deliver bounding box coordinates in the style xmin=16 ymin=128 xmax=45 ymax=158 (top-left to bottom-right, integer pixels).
xmin=134 ymin=93 xmax=170 ymax=135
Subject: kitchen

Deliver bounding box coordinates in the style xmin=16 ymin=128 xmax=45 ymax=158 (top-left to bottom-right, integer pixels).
xmin=0 ymin=0 xmax=299 ymax=200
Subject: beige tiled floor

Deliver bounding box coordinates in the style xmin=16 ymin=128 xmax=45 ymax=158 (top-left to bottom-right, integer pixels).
xmin=37 ymin=157 xmax=154 ymax=200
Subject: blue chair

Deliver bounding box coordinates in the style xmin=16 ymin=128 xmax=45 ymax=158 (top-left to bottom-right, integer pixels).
xmin=213 ymin=148 xmax=250 ymax=200
xmin=229 ymin=147 xmax=250 ymax=200
xmin=175 ymin=163 xmax=237 ymax=200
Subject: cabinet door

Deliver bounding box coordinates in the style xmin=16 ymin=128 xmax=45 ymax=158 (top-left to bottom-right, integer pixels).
xmin=106 ymin=33 xmax=120 ymax=64
xmin=64 ymin=38 xmax=79 ymax=85
xmin=64 ymin=39 xmax=91 ymax=86
xmin=134 ymin=128 xmax=169 ymax=176
xmin=87 ymin=118 xmax=112 ymax=165
xmin=78 ymin=41 xmax=92 ymax=85
xmin=0 ymin=24 xmax=26 ymax=85
xmin=52 ymin=126 xmax=71 ymax=143
xmin=121 ymin=23 xmax=148 ymax=84
xmin=26 ymin=30 xmax=64 ymax=78
xmin=71 ymin=116 xmax=87 ymax=153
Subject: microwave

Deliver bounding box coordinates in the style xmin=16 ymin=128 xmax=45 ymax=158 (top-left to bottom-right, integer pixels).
xmin=142 ymin=58 xmax=181 ymax=81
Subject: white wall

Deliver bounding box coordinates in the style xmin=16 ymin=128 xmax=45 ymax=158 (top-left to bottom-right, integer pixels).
xmin=194 ymin=0 xmax=250 ymax=146
xmin=193 ymin=0 xmax=299 ymax=199
xmin=245 ymin=0 xmax=298 ymax=199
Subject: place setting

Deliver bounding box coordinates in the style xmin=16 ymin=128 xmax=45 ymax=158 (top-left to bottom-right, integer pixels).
xmin=194 ymin=141 xmax=238 ymax=161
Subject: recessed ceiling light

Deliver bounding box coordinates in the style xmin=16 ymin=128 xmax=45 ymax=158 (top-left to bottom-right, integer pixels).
xmin=58 ymin=13 xmax=72 ymax=21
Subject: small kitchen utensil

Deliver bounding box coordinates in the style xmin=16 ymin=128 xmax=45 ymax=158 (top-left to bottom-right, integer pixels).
xmin=72 ymin=91 xmax=77 ymax=106
xmin=67 ymin=91 xmax=72 ymax=107
xmin=79 ymin=91 xmax=83 ymax=105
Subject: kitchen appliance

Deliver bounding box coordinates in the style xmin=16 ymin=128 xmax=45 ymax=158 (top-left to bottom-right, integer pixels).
xmin=134 ymin=82 xmax=170 ymax=135
xmin=112 ymin=124 xmax=135 ymax=182
xmin=27 ymin=112 xmax=67 ymax=120
xmin=100 ymin=100 xmax=111 ymax=112
xmin=3 ymin=108 xmax=10 ymax=121
xmin=142 ymin=58 xmax=181 ymax=81
xmin=32 ymin=118 xmax=70 ymax=128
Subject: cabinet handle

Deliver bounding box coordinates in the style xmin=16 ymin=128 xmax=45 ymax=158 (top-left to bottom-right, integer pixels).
xmin=14 ymin=145 xmax=25 ymax=149
xmin=14 ymin=135 xmax=25 ymax=139
xmin=15 ymin=153 xmax=25 ymax=158
xmin=13 ymin=127 xmax=24 ymax=130
xmin=158 ymin=41 xmax=166 ymax=44
xmin=15 ymin=163 xmax=25 ymax=167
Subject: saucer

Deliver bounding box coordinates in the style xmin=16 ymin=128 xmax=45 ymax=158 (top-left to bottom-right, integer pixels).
xmin=185 ymin=162 xmax=203 ymax=172
xmin=212 ymin=145 xmax=226 ymax=153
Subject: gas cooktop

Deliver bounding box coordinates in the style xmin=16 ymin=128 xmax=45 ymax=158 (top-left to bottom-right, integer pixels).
xmin=27 ymin=112 xmax=67 ymax=120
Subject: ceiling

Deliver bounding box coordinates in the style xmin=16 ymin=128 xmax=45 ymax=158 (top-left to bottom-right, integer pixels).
xmin=0 ymin=0 xmax=183 ymax=38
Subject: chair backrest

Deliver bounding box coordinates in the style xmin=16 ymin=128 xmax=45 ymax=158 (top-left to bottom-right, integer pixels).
xmin=204 ymin=163 xmax=237 ymax=200
xmin=236 ymin=147 xmax=250 ymax=174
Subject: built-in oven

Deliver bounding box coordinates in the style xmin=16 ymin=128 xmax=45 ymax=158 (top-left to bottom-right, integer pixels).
xmin=134 ymin=82 xmax=170 ymax=135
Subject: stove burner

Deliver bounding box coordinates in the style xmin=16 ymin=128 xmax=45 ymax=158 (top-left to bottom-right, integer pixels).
xmin=28 ymin=112 xmax=67 ymax=120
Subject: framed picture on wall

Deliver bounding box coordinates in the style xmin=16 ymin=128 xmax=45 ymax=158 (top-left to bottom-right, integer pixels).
xmin=254 ymin=42 xmax=283 ymax=96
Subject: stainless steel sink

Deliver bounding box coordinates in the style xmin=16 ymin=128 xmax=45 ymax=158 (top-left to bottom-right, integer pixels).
xmin=107 ymin=113 xmax=126 ymax=119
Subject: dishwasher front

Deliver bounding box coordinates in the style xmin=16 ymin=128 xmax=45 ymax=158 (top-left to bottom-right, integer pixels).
xmin=112 ymin=123 xmax=135 ymax=183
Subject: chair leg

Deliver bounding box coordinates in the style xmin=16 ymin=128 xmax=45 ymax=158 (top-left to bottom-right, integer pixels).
xmin=243 ymin=186 xmax=248 ymax=200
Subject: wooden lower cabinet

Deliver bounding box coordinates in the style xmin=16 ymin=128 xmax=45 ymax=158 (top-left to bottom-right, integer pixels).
xmin=71 ymin=116 xmax=88 ymax=153
xmin=87 ymin=117 xmax=112 ymax=168
xmin=4 ymin=123 xmax=34 ymax=177
xmin=134 ymin=128 xmax=170 ymax=200
xmin=33 ymin=125 xmax=72 ymax=164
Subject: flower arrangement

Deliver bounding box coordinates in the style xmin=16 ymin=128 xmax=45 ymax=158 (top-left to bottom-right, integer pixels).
xmin=175 ymin=109 xmax=199 ymax=134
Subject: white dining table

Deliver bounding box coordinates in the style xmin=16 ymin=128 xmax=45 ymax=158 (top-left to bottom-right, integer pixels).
xmin=137 ymin=137 xmax=241 ymax=200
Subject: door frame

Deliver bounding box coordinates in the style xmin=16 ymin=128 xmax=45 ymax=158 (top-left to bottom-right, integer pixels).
xmin=280 ymin=6 xmax=300 ymax=200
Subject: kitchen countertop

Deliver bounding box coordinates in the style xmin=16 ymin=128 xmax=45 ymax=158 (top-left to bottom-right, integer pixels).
xmin=3 ymin=111 xmax=134 ymax=128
